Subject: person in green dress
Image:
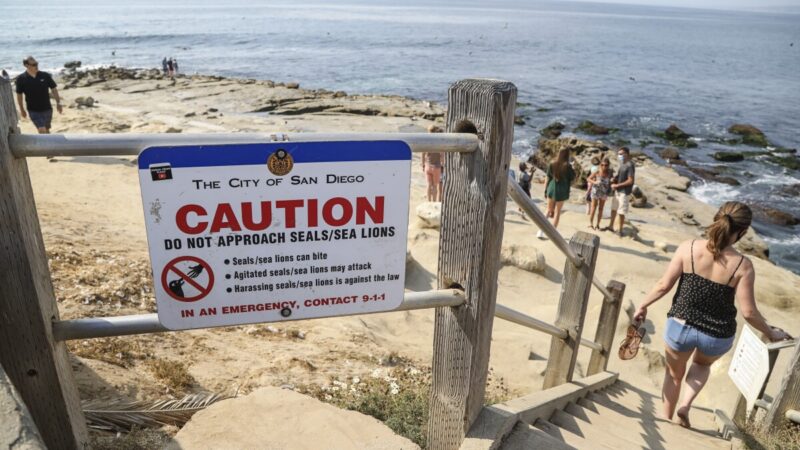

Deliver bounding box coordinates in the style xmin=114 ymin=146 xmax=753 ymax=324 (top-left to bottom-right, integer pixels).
xmin=543 ymin=148 xmax=575 ymax=233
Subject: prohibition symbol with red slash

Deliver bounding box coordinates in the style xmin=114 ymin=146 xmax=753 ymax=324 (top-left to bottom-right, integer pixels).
xmin=161 ymin=256 xmax=215 ymax=302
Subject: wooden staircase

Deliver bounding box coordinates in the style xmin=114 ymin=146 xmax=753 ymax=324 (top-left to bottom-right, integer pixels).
xmin=499 ymin=380 xmax=730 ymax=450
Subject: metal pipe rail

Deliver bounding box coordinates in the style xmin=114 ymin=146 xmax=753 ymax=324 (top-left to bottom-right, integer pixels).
xmin=495 ymin=304 xmax=603 ymax=351
xmin=9 ymin=132 xmax=479 ymax=158
xmin=507 ymin=177 xmax=615 ymax=302
xmin=52 ymin=288 xmax=465 ymax=341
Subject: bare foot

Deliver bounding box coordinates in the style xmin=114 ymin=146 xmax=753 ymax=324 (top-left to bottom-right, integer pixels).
xmin=675 ymin=407 xmax=691 ymax=428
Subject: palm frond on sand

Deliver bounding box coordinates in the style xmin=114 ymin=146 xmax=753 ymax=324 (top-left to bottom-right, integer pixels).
xmin=83 ymin=392 xmax=233 ymax=432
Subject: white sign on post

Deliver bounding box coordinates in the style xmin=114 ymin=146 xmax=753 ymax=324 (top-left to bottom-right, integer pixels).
xmin=729 ymin=325 xmax=770 ymax=413
xmin=138 ymin=141 xmax=411 ymax=330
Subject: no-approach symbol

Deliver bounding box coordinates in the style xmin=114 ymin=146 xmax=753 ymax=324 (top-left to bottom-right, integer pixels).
xmin=161 ymin=256 xmax=215 ymax=302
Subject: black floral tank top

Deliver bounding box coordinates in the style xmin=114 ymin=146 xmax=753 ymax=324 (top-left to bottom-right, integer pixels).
xmin=667 ymin=241 xmax=744 ymax=338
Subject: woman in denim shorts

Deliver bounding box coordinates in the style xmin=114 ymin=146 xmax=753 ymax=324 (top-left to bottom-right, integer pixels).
xmin=633 ymin=202 xmax=790 ymax=428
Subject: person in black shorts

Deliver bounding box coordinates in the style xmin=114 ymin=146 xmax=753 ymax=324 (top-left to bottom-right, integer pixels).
xmin=15 ymin=56 xmax=63 ymax=133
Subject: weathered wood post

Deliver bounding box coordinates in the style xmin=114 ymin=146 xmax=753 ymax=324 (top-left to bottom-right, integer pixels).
xmin=0 ymin=80 xmax=88 ymax=447
xmin=542 ymin=232 xmax=600 ymax=389
xmin=427 ymin=79 xmax=516 ymax=450
xmin=587 ymin=280 xmax=626 ymax=376
xmin=763 ymin=340 xmax=800 ymax=430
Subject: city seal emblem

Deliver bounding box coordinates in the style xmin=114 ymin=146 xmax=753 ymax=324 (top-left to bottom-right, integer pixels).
xmin=267 ymin=148 xmax=293 ymax=176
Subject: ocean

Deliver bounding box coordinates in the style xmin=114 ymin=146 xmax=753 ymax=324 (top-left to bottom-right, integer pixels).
xmin=1 ymin=0 xmax=798 ymax=272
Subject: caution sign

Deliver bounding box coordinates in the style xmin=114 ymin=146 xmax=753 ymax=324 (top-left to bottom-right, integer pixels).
xmin=138 ymin=141 xmax=411 ymax=330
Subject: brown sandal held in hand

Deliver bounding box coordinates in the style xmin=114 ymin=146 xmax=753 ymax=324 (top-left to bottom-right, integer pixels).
xmin=618 ymin=319 xmax=646 ymax=360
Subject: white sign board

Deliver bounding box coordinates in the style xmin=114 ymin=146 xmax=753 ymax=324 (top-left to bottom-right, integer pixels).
xmin=138 ymin=141 xmax=411 ymax=330
xmin=729 ymin=325 xmax=770 ymax=412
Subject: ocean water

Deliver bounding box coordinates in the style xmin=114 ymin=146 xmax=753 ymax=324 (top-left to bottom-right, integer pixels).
xmin=2 ymin=0 xmax=799 ymax=272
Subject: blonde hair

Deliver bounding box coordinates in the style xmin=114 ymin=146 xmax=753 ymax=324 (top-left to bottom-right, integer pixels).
xmin=706 ymin=201 xmax=752 ymax=259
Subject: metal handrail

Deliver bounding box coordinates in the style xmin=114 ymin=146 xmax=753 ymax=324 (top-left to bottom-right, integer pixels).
xmin=9 ymin=132 xmax=479 ymax=158
xmin=52 ymin=288 xmax=465 ymax=341
xmin=495 ymin=303 xmax=603 ymax=351
xmin=507 ymin=177 xmax=615 ymax=301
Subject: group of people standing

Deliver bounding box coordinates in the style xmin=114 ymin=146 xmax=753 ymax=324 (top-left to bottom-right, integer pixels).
xmin=162 ymin=57 xmax=179 ymax=77
xmin=520 ymin=146 xmax=635 ymax=239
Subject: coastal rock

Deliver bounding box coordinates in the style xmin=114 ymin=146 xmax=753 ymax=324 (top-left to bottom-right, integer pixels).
xmin=333 ymin=90 xmax=347 ymax=98
xmin=74 ymin=96 xmax=95 ymax=108
xmin=728 ymin=124 xmax=768 ymax=147
xmin=169 ymin=387 xmax=419 ymax=450
xmin=748 ymin=204 xmax=800 ymax=227
xmin=415 ymin=202 xmax=441 ymax=229
xmin=659 ymin=148 xmax=680 ymax=161
xmin=514 ymin=115 xmax=526 ymax=125
xmin=713 ymin=152 xmax=744 ymax=162
xmin=654 ymin=241 xmax=669 ymax=253
xmin=767 ymin=155 xmax=800 ymax=171
xmin=687 ymin=167 xmax=740 ymax=186
xmin=576 ymin=120 xmax=611 ymax=135
xmin=779 ymin=183 xmax=800 ymax=197
xmin=501 ymin=244 xmax=546 ymax=273
xmin=165 ymin=127 xmax=182 ymax=133
xmin=664 ymin=124 xmax=690 ymax=141
xmin=539 ymin=122 xmax=565 ymax=139
xmin=285 ymin=82 xmax=300 ymax=89
xmin=657 ymin=124 xmax=697 ymax=148
xmin=631 ymin=185 xmax=647 ymax=208
xmin=63 ymin=60 xmax=81 ymax=69
xmin=534 ymin=137 xmax=610 ymax=170
xmin=680 ymin=211 xmax=700 ymax=226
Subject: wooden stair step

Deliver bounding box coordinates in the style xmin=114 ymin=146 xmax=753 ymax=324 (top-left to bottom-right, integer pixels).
xmin=587 ymin=391 xmax=721 ymax=437
xmin=500 ymin=422 xmax=577 ymax=450
xmin=580 ymin=395 xmax=728 ymax=449
xmin=532 ymin=418 xmax=617 ymax=450
xmin=549 ymin=408 xmax=648 ymax=449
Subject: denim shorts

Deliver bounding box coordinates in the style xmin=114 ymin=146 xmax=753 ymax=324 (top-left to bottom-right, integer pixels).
xmin=663 ymin=317 xmax=735 ymax=356
xmin=29 ymin=109 xmax=53 ymax=129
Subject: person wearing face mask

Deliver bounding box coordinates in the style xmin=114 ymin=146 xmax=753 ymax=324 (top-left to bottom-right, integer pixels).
xmin=604 ymin=146 xmax=634 ymax=236
xmin=633 ymin=202 xmax=791 ymax=429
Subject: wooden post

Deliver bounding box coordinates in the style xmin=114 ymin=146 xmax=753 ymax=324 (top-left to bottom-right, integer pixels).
xmin=542 ymin=232 xmax=600 ymax=389
xmin=586 ymin=280 xmax=626 ymax=376
xmin=763 ymin=340 xmax=800 ymax=430
xmin=427 ymin=79 xmax=516 ymax=450
xmin=0 ymin=80 xmax=88 ymax=448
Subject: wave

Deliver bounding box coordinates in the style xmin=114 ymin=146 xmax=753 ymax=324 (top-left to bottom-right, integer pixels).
xmin=31 ymin=33 xmax=213 ymax=47
xmin=687 ymin=181 xmax=741 ymax=206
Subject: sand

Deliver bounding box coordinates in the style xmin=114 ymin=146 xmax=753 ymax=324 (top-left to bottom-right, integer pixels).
xmin=18 ymin=69 xmax=800 ymax=444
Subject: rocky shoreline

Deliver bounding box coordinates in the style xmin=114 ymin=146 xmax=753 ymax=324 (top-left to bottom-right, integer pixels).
xmin=52 ymin=65 xmax=782 ymax=261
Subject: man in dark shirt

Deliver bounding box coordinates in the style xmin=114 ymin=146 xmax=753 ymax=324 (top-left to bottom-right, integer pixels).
xmin=15 ymin=56 xmax=63 ymax=133
xmin=605 ymin=146 xmax=635 ymax=237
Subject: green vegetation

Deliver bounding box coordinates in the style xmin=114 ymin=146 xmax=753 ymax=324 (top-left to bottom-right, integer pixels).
xmin=303 ymin=365 xmax=510 ymax=449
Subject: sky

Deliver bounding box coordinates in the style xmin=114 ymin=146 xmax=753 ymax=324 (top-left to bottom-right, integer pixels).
xmin=572 ymin=0 xmax=800 ymax=11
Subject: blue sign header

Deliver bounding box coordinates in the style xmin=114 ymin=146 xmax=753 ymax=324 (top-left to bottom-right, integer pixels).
xmin=138 ymin=140 xmax=412 ymax=169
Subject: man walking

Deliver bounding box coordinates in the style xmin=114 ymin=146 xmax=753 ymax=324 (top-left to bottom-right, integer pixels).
xmin=15 ymin=56 xmax=62 ymax=134
xmin=605 ymin=146 xmax=635 ymax=237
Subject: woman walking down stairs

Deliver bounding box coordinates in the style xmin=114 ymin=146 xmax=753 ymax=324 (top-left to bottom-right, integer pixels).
xmin=500 ymin=380 xmax=730 ymax=449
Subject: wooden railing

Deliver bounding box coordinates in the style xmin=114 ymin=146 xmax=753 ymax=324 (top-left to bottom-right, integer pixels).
xmin=1 ymin=77 xmax=626 ymax=450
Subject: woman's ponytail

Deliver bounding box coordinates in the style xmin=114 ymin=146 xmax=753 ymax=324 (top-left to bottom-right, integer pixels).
xmin=706 ymin=202 xmax=752 ymax=258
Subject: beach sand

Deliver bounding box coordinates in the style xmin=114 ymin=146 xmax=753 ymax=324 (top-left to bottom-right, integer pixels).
xmin=19 ymin=69 xmax=800 ymax=444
